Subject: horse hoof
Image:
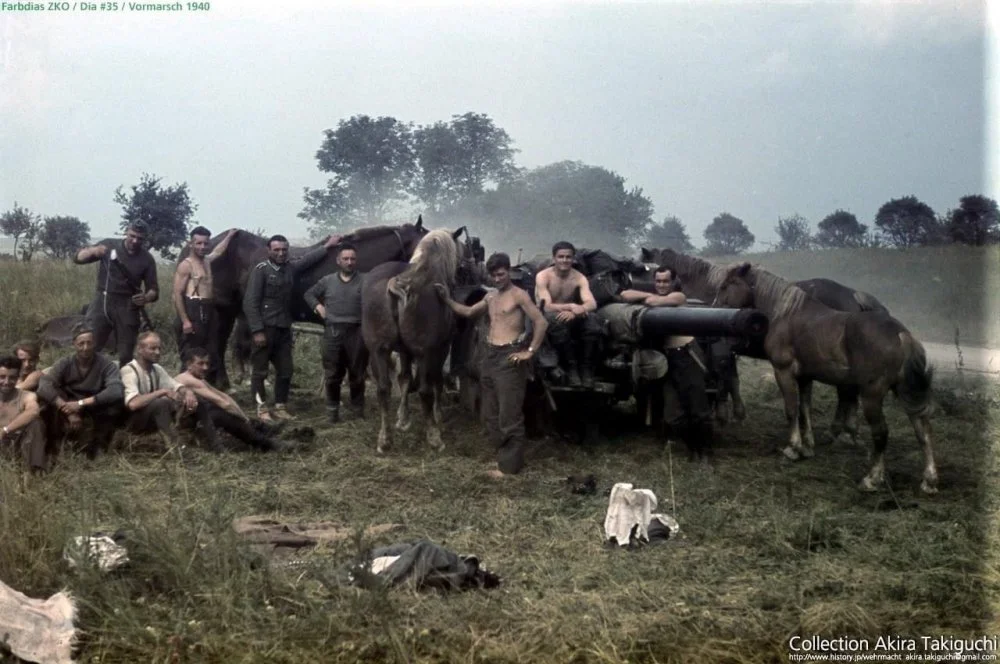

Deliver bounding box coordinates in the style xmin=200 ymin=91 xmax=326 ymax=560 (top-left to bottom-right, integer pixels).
xmin=427 ymin=432 xmax=445 ymax=452
xmin=835 ymin=432 xmax=859 ymax=447
xmin=781 ymin=446 xmax=802 ymax=461
xmin=920 ymin=480 xmax=939 ymax=495
xmin=800 ymin=446 xmax=815 ymax=459
xmin=395 ymin=419 xmax=411 ymax=432
xmin=859 ymin=477 xmax=881 ymax=492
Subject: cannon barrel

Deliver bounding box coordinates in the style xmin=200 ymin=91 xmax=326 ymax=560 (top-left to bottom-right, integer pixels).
xmin=637 ymin=306 xmax=769 ymax=340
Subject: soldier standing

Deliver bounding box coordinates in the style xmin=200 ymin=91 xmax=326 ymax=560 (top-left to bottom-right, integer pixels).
xmin=303 ymin=242 xmax=369 ymax=424
xmin=243 ymin=233 xmax=340 ymax=421
xmin=74 ymin=220 xmax=159 ymax=366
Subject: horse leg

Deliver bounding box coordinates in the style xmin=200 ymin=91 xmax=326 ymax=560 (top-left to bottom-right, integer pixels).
xmin=395 ymin=353 xmax=413 ymax=432
xmin=216 ymin=311 xmax=235 ymax=391
xmin=372 ymin=350 xmax=393 ymax=454
xmin=859 ymin=389 xmax=890 ymax=492
xmin=773 ymin=368 xmax=805 ymax=461
xmin=729 ymin=357 xmax=746 ymax=421
xmin=797 ymin=378 xmax=816 ymax=458
xmin=829 ymin=386 xmax=861 ymax=446
xmin=911 ymin=412 xmax=938 ymax=494
xmin=420 ymin=361 xmax=445 ymax=452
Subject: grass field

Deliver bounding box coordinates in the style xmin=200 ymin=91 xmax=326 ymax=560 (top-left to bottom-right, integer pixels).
xmin=1 ymin=249 xmax=999 ymax=663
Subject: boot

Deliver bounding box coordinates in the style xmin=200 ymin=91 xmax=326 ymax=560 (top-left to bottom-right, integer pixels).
xmin=327 ymin=405 xmax=340 ymax=424
xmin=257 ymin=404 xmax=274 ymax=423
xmin=580 ymin=338 xmax=599 ymax=389
xmin=563 ymin=343 xmax=582 ymax=387
xmin=272 ymin=404 xmax=295 ymax=421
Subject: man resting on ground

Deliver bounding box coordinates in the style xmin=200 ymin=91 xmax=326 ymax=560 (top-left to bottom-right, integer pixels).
xmin=174 ymin=346 xmax=290 ymax=453
xmin=121 ymin=331 xmax=200 ymax=448
xmin=13 ymin=340 xmax=45 ymax=392
xmin=36 ymin=323 xmax=124 ymax=458
xmin=0 ymin=355 xmax=47 ymax=473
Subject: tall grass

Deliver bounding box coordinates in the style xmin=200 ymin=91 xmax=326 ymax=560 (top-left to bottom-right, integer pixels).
xmin=0 ymin=251 xmax=997 ymax=662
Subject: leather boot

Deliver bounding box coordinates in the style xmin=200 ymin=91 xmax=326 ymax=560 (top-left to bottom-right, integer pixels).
xmin=327 ymin=405 xmax=340 ymax=424
xmin=580 ymin=338 xmax=599 ymax=388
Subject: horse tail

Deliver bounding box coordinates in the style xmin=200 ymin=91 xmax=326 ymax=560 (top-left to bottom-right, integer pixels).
xmin=894 ymin=332 xmax=934 ymax=417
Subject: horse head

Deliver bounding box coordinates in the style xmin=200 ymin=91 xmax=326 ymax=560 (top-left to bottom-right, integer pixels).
xmin=713 ymin=262 xmax=754 ymax=308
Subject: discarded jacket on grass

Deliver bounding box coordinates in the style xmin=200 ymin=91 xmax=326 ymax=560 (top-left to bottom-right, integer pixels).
xmin=63 ymin=531 xmax=129 ymax=573
xmin=346 ymin=540 xmax=501 ymax=592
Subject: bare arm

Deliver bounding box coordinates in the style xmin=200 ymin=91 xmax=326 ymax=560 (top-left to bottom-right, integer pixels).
xmin=176 ymin=373 xmax=240 ymax=414
xmin=576 ymin=275 xmax=598 ymax=313
xmin=617 ymin=289 xmax=652 ymax=304
xmin=2 ymin=391 xmax=40 ymax=435
xmin=644 ymin=292 xmax=686 ymax=308
xmin=206 ymin=229 xmax=236 ymax=263
xmin=433 ymin=284 xmax=487 ymax=318
xmin=15 ymin=370 xmax=43 ymax=392
xmin=534 ymin=272 xmax=571 ymax=312
xmin=172 ymin=259 xmax=192 ymax=325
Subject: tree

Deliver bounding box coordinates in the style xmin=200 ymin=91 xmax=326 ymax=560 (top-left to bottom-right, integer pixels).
xmin=18 ymin=219 xmax=43 ymax=261
xmin=702 ymin=213 xmax=755 ymax=256
xmin=945 ymin=194 xmax=1000 ymax=246
xmin=114 ymin=173 xmax=198 ymax=260
xmin=0 ymin=202 xmax=38 ymax=258
xmin=436 ymin=160 xmax=654 ymax=256
xmin=774 ymin=214 xmax=813 ymax=251
xmin=814 ymin=209 xmax=869 ymax=248
xmin=410 ymin=113 xmax=519 ymax=213
xmin=41 ymin=216 xmax=91 ymax=259
xmin=643 ymin=215 xmax=695 ymax=253
xmin=300 ymin=115 xmax=416 ymax=236
xmin=874 ymin=196 xmax=942 ymax=247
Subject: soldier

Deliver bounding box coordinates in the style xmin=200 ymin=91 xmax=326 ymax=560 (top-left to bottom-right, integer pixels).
xmin=12 ymin=340 xmax=44 ymax=391
xmin=243 ymin=233 xmax=341 ymax=421
xmin=74 ymin=220 xmax=159 ymax=366
xmin=622 ymin=266 xmax=715 ymax=461
xmin=534 ymin=241 xmax=603 ymax=387
xmin=172 ymin=226 xmax=236 ymax=386
xmin=435 ymin=252 xmax=549 ymax=477
xmin=303 ymin=242 xmax=368 ymax=424
xmin=36 ymin=323 xmax=124 ymax=458
xmin=0 ymin=355 xmax=47 ymax=473
xmin=120 ymin=331 xmax=200 ymax=448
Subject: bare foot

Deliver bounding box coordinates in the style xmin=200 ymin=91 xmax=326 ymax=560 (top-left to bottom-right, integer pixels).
xmin=485 ymin=469 xmax=506 ymax=479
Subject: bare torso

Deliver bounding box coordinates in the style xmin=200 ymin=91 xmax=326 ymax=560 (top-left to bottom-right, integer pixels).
xmin=536 ymin=267 xmax=586 ymax=304
xmin=485 ymin=287 xmax=527 ymax=345
xmin=182 ymin=256 xmax=212 ymax=299
xmin=0 ymin=390 xmax=24 ymax=427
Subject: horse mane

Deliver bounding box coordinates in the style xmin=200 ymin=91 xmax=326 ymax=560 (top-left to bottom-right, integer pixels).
xmin=744 ymin=265 xmax=809 ymax=319
xmin=396 ymin=229 xmax=459 ymax=290
xmin=658 ymin=250 xmax=731 ymax=297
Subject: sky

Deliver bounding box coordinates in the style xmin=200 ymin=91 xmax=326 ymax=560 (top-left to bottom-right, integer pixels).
xmin=0 ymin=0 xmax=994 ymax=251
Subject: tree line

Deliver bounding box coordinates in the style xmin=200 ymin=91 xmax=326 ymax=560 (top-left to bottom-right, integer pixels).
xmin=4 ymin=111 xmax=999 ymax=261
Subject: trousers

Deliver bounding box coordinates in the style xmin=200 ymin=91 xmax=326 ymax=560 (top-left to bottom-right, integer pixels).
xmin=480 ymin=343 xmax=529 ymax=474
xmin=250 ymin=326 xmax=294 ymax=406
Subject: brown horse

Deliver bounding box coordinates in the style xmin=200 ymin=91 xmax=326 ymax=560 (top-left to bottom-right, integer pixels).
xmin=361 ymin=227 xmax=468 ymax=454
xmin=712 ymin=261 xmax=937 ymax=494
xmin=643 ymin=247 xmax=885 ymax=443
xmin=178 ymin=217 xmax=429 ymax=389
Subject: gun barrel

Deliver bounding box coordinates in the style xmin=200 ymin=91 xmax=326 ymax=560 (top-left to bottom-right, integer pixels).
xmin=637 ymin=306 xmax=768 ymax=339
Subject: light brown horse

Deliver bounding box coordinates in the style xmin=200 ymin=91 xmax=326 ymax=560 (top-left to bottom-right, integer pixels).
xmin=361 ymin=227 xmax=468 ymax=454
xmin=713 ymin=261 xmax=938 ymax=494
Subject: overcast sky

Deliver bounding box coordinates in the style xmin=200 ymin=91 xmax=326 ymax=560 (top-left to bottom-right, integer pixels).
xmin=1 ymin=0 xmax=995 ymax=250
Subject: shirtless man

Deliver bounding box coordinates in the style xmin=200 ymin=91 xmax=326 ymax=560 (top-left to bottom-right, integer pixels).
xmin=533 ymin=241 xmax=603 ymax=387
xmin=436 ymin=252 xmax=549 ymax=477
xmin=174 ymin=347 xmax=289 ymax=453
xmin=172 ymin=226 xmax=236 ymax=386
xmin=622 ymin=266 xmax=715 ymax=461
xmin=0 ymin=355 xmax=47 ymax=473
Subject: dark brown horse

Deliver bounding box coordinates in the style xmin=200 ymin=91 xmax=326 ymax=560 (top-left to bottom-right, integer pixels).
xmin=713 ymin=261 xmax=937 ymax=494
xmin=642 ymin=247 xmax=886 ymax=442
xmin=361 ymin=227 xmax=469 ymax=453
xmin=178 ymin=217 xmax=429 ymax=389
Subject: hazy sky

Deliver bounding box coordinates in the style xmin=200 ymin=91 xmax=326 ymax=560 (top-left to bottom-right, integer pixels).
xmin=1 ymin=0 xmax=995 ymax=250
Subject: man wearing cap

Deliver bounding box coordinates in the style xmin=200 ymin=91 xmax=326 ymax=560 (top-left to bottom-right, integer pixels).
xmin=0 ymin=355 xmax=47 ymax=474
xmin=243 ymin=233 xmax=340 ymax=422
xmin=618 ymin=266 xmax=715 ymax=462
xmin=434 ymin=252 xmax=549 ymax=478
xmin=74 ymin=220 xmax=159 ymax=366
xmin=36 ymin=323 xmax=124 ymax=458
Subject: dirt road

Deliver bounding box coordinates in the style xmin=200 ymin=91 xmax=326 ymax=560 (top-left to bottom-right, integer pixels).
xmin=923 ymin=342 xmax=1000 ymax=376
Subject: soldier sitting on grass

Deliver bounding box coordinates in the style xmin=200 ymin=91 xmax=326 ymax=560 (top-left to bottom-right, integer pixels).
xmin=12 ymin=340 xmax=45 ymax=392
xmin=0 ymin=355 xmax=47 ymax=474
xmin=174 ymin=346 xmax=291 ymax=453
xmin=36 ymin=323 xmax=124 ymax=458
xmin=120 ymin=331 xmax=202 ymax=450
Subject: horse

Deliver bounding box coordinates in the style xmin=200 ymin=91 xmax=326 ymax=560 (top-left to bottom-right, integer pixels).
xmin=642 ymin=247 xmax=887 ymax=441
xmin=361 ymin=227 xmax=469 ymax=454
xmin=177 ymin=217 xmax=429 ymax=389
xmin=712 ymin=261 xmax=937 ymax=494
